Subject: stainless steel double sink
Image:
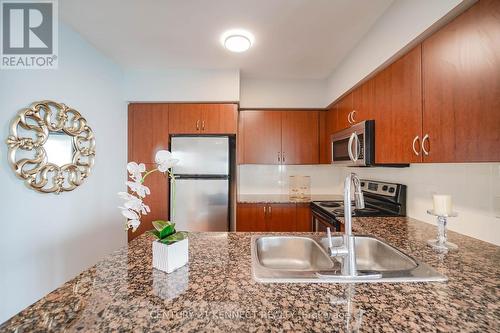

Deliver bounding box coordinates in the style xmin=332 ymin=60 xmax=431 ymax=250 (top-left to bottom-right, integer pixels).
xmin=251 ymin=235 xmax=446 ymax=283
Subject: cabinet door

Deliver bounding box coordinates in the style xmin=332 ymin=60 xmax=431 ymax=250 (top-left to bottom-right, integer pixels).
xmin=128 ymin=164 xmax=169 ymax=241
xmin=319 ymin=111 xmax=328 ymax=164
xmin=335 ymin=93 xmax=353 ymax=132
xmin=281 ymin=111 xmax=319 ymax=164
xmin=374 ymin=46 xmax=423 ymax=164
xmin=422 ymin=0 xmax=500 ymax=162
xmin=352 ymin=79 xmax=375 ymax=124
xmin=267 ymin=204 xmax=296 ymax=232
xmin=200 ymin=103 xmax=238 ymax=134
xmin=217 ymin=104 xmax=238 ymax=134
xmin=239 ymin=111 xmax=282 ymax=164
xmin=168 ymin=104 xmax=202 ymax=134
xmin=236 ymin=203 xmax=266 ymax=232
xmin=128 ymin=103 xmax=169 ymax=163
xmin=296 ymin=204 xmax=312 ymax=232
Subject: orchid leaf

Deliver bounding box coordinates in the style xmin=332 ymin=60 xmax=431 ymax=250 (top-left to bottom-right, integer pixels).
xmin=159 ymin=231 xmax=188 ymax=245
xmin=147 ymin=229 xmax=161 ymax=239
xmin=152 ymin=220 xmax=168 ymax=232
xmin=159 ymin=224 xmax=176 ymax=239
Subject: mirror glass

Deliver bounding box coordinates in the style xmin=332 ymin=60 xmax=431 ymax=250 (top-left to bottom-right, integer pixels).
xmin=44 ymin=133 xmax=74 ymax=166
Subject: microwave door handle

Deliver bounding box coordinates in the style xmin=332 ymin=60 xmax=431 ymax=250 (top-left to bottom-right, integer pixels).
xmin=348 ymin=133 xmax=356 ymax=162
xmin=355 ymin=134 xmax=361 ymax=161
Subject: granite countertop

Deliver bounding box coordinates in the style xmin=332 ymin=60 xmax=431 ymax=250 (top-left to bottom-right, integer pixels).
xmin=1 ymin=217 xmax=499 ymax=332
xmin=237 ymin=193 xmax=344 ymax=203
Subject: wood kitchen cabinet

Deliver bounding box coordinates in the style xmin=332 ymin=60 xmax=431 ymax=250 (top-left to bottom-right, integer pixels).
xmin=352 ymin=79 xmax=375 ymax=125
xmin=373 ymin=45 xmax=423 ymax=164
xmin=236 ymin=203 xmax=267 ymax=232
xmin=281 ymin=111 xmax=319 ymax=164
xmin=236 ymin=203 xmax=298 ymax=232
xmin=335 ymin=93 xmax=353 ymax=132
xmin=239 ymin=110 xmax=282 ymax=164
xmin=422 ymin=0 xmax=500 ymax=162
xmin=319 ymin=106 xmax=337 ymax=164
xmin=296 ymin=203 xmax=313 ymax=232
xmin=169 ymin=103 xmax=238 ymax=134
xmin=128 ymin=103 xmax=169 ymax=163
xmin=239 ymin=110 xmax=320 ymax=164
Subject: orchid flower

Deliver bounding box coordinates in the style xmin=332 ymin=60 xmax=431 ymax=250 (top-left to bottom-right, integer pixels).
xmin=127 ymin=162 xmax=146 ymax=182
xmin=120 ymin=150 xmax=178 ymax=232
xmin=118 ymin=192 xmax=150 ymax=215
xmin=126 ymin=180 xmax=150 ymax=198
xmin=155 ymin=150 xmax=179 ymax=173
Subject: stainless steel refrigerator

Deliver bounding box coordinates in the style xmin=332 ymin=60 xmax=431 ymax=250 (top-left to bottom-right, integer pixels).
xmin=170 ymin=136 xmax=230 ymax=232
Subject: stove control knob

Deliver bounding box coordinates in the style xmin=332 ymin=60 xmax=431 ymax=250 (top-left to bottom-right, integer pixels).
xmin=382 ymin=185 xmax=388 ymax=191
xmin=388 ymin=187 xmax=395 ymax=193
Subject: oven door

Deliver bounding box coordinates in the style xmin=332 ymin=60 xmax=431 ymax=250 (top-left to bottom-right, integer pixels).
xmin=312 ymin=209 xmax=340 ymax=232
xmin=331 ymin=120 xmax=374 ymax=166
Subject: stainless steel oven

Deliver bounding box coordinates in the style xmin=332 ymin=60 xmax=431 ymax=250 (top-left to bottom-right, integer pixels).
xmin=331 ymin=120 xmax=374 ymax=166
xmin=311 ymin=208 xmax=341 ymax=232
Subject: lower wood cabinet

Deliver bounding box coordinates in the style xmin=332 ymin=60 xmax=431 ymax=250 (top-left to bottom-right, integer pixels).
xmin=236 ymin=203 xmax=312 ymax=232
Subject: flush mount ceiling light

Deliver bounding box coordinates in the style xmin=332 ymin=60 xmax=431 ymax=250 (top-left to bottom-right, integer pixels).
xmin=220 ymin=29 xmax=254 ymax=53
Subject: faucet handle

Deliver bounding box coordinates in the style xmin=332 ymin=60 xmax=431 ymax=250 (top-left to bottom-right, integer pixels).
xmin=354 ymin=190 xmax=365 ymax=209
xmin=327 ymin=227 xmax=333 ymax=249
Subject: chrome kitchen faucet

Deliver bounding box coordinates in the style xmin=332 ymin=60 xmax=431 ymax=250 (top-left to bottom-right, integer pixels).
xmin=326 ymin=173 xmax=380 ymax=279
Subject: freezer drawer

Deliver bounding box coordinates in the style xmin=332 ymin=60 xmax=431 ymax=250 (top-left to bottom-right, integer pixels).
xmin=171 ymin=136 xmax=229 ymax=175
xmin=170 ymin=178 xmax=229 ymax=232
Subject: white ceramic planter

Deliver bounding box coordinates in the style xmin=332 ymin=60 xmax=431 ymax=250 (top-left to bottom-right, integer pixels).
xmin=152 ymin=238 xmax=188 ymax=273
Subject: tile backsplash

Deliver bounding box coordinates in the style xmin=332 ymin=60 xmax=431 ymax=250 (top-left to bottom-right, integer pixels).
xmin=238 ymin=163 xmax=500 ymax=246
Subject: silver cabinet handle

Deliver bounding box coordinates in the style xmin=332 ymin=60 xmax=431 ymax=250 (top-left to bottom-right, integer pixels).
xmin=196 ymin=120 xmax=200 ymax=130
xmin=264 ymin=206 xmax=267 ymax=215
xmin=422 ymin=134 xmax=430 ymax=156
xmin=202 ymin=120 xmax=205 ymax=130
xmin=277 ymin=152 xmax=281 ymax=162
xmin=347 ymin=111 xmax=353 ymax=124
xmin=282 ymin=152 xmax=285 ymax=162
xmin=412 ymin=136 xmax=421 ymax=156
xmin=268 ymin=205 xmax=272 ymax=217
xmin=351 ymin=110 xmax=357 ymax=123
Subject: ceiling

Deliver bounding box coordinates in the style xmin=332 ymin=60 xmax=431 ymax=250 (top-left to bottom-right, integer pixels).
xmin=60 ymin=0 xmax=394 ymax=80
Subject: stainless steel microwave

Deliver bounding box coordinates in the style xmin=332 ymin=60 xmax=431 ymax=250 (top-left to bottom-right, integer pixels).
xmin=330 ymin=120 xmax=375 ymax=166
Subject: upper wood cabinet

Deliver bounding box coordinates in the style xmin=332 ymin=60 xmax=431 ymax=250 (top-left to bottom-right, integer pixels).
xmin=169 ymin=103 xmax=238 ymax=134
xmin=373 ymin=45 xmax=423 ymax=164
xmin=239 ymin=110 xmax=282 ymax=164
xmin=352 ymin=79 xmax=375 ymax=125
xmin=422 ymin=0 xmax=500 ymax=162
xmin=281 ymin=111 xmax=319 ymax=164
xmin=335 ymin=93 xmax=353 ymax=132
xmin=239 ymin=110 xmax=320 ymax=165
xmin=128 ymin=103 xmax=169 ymax=163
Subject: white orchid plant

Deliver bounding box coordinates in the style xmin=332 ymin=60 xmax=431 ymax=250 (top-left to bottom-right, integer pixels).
xmin=119 ymin=150 xmax=187 ymax=244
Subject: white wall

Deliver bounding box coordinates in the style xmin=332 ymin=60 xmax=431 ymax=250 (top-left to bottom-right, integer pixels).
xmin=123 ymin=68 xmax=240 ymax=102
xmin=324 ymin=0 xmax=471 ymax=105
xmin=239 ymin=77 xmax=326 ymax=109
xmin=238 ymin=163 xmax=500 ymax=246
xmin=0 ymin=24 xmax=126 ymax=323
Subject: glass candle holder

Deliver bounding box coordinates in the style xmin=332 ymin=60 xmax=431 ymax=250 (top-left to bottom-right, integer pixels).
xmin=426 ymin=209 xmax=458 ymax=252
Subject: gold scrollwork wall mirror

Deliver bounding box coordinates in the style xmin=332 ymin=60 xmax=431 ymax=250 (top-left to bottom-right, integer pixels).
xmin=6 ymin=101 xmax=95 ymax=194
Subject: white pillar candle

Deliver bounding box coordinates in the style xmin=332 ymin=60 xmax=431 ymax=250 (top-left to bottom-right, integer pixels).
xmin=433 ymin=194 xmax=453 ymax=216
